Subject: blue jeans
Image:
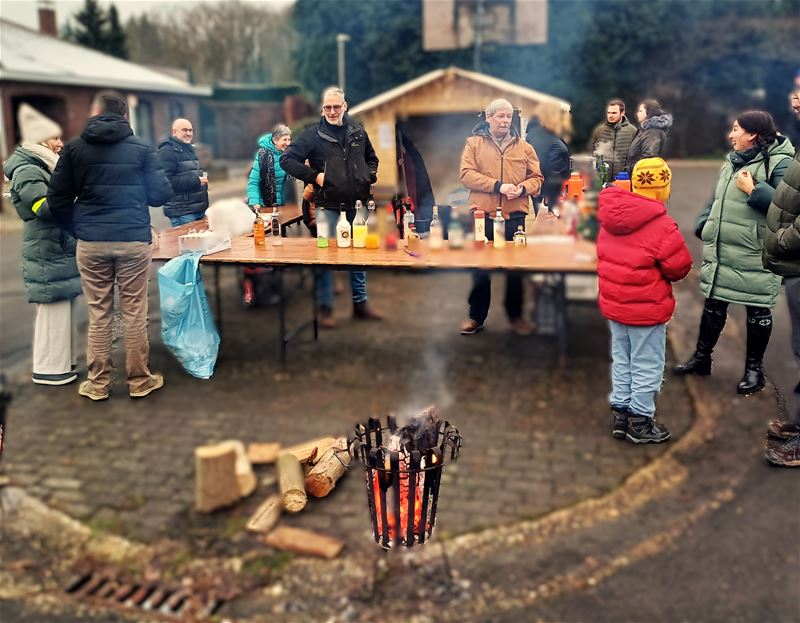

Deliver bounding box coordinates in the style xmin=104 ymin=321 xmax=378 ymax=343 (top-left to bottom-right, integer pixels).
xmin=168 ymin=212 xmax=205 ymax=227
xmin=608 ymin=320 xmax=666 ymax=418
xmin=315 ymin=207 xmax=367 ymax=307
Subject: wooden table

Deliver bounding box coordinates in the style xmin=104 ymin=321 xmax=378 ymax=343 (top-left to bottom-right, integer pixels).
xmin=153 ymin=227 xmax=597 ymax=366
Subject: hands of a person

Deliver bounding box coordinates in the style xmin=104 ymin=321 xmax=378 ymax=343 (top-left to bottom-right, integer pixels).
xmin=199 ymin=175 xmax=209 ymax=186
xmin=315 ymin=172 xmax=325 ymax=187
xmin=736 ymin=170 xmax=755 ymax=195
xmin=499 ymin=183 xmax=516 ymax=197
xmin=504 ymin=184 xmax=524 ymax=200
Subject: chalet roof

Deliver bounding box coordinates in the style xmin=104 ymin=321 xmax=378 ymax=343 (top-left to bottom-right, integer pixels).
xmin=350 ymin=66 xmax=570 ymax=115
xmin=0 ymin=18 xmax=210 ymax=96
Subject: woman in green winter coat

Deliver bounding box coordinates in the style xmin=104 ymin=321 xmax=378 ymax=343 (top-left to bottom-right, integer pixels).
xmin=675 ymin=110 xmax=794 ymax=394
xmin=2 ymin=104 xmax=82 ymax=385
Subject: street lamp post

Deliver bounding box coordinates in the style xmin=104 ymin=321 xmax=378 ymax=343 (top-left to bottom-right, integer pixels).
xmin=336 ymin=33 xmax=351 ymax=92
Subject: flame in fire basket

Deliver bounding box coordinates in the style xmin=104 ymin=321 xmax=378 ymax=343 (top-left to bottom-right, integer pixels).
xmin=371 ymin=469 xmax=427 ymax=541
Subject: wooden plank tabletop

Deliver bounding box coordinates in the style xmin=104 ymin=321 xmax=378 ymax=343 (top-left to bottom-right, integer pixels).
xmin=154 ymin=223 xmax=597 ymax=273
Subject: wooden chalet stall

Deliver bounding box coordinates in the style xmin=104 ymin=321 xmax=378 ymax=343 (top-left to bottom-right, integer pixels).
xmin=349 ymin=66 xmax=571 ymax=204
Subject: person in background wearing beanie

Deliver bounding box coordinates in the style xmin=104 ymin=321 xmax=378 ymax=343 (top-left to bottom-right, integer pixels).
xmin=48 ymin=91 xmax=173 ymax=401
xmin=597 ymin=157 xmax=691 ymax=443
xmin=762 ymin=87 xmax=800 ymax=467
xmin=157 ymin=118 xmax=209 ymax=227
xmin=588 ymin=99 xmax=636 ymax=181
xmin=675 ymin=111 xmax=794 ymax=395
xmin=625 ymin=99 xmax=673 ymax=176
xmin=3 ymin=104 xmax=82 ymax=386
xmin=459 ymin=98 xmax=544 ymax=337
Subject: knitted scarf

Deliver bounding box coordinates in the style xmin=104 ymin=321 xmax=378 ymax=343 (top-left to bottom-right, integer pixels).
xmin=257 ymin=146 xmax=277 ymax=207
xmin=22 ymin=142 xmax=59 ymax=173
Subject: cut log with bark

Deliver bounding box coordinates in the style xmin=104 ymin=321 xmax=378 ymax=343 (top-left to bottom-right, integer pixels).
xmin=247 ymin=442 xmax=281 ymax=465
xmin=304 ymin=438 xmax=350 ymax=498
xmin=276 ymin=452 xmax=307 ymax=512
xmin=246 ymin=494 xmax=282 ymax=534
xmin=283 ymin=436 xmax=337 ymax=464
xmin=194 ymin=443 xmax=240 ymax=513
xmin=264 ymin=526 xmax=344 ymax=559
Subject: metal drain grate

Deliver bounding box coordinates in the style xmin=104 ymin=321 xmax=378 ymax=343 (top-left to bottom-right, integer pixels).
xmin=65 ymin=571 xmax=225 ymax=619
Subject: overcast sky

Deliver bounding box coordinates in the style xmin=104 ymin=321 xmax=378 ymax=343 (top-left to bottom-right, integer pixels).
xmin=1 ymin=0 xmax=293 ymax=29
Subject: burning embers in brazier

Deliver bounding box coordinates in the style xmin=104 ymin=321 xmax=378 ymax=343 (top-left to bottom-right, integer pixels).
xmin=349 ymin=408 xmax=462 ymax=549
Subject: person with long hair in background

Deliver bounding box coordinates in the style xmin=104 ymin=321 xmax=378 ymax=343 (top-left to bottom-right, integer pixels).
xmin=626 ymin=98 xmax=673 ymax=175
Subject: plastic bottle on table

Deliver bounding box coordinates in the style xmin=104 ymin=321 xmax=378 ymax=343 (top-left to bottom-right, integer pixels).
xmin=316 ymin=207 xmax=329 ymax=248
xmin=428 ymin=205 xmax=444 ymax=251
xmin=492 ymin=208 xmax=506 ymax=249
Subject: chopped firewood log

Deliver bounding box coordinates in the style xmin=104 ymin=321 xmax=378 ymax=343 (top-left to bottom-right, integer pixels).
xmin=194 ymin=443 xmax=240 ymax=513
xmin=246 ymin=494 xmax=282 ymax=534
xmin=304 ymin=438 xmax=350 ymax=498
xmin=284 ymin=437 xmax=337 ymax=464
xmin=247 ymin=442 xmax=281 ymax=465
xmin=223 ymin=439 xmax=256 ymax=498
xmin=264 ymin=526 xmax=344 ymax=559
xmin=276 ymin=452 xmax=307 ymax=512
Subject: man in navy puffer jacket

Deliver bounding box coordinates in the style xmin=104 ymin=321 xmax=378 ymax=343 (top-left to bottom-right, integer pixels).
xmin=49 ymin=91 xmax=172 ymax=402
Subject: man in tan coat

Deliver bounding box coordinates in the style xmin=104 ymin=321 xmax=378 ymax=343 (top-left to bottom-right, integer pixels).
xmin=459 ymin=98 xmax=544 ymax=336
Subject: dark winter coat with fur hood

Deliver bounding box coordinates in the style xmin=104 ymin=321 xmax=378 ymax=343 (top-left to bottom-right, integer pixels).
xmin=626 ymin=114 xmax=673 ymax=175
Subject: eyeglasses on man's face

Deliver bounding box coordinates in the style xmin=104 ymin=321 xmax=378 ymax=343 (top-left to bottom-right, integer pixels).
xmin=322 ymin=104 xmax=343 ymax=112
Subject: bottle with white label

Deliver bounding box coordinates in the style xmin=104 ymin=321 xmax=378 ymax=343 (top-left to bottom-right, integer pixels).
xmin=428 ymin=205 xmax=444 ymax=250
xmin=336 ymin=210 xmax=351 ymax=248
xmin=402 ymin=203 xmax=415 ymax=240
xmin=352 ymin=200 xmax=367 ymax=248
xmin=514 ymin=225 xmax=527 ymax=246
xmin=473 ymin=209 xmax=486 ymax=248
xmin=493 ymin=208 xmax=506 ymax=249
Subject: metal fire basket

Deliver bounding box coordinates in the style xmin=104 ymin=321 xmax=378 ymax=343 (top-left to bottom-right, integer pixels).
xmin=349 ymin=415 xmax=462 ymax=550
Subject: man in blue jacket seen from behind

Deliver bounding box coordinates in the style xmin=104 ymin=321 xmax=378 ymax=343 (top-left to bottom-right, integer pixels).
xmin=48 ymin=90 xmax=173 ymax=402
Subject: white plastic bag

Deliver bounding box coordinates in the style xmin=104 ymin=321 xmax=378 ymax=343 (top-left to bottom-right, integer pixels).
xmin=206 ymin=198 xmax=254 ymax=239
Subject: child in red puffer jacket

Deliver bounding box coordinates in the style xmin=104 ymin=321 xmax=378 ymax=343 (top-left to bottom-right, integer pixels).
xmin=597 ymin=157 xmax=692 ymax=444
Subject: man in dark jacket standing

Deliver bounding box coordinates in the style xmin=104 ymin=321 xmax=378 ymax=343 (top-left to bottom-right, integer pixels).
xmin=525 ymin=114 xmax=570 ymax=214
xmin=280 ymin=86 xmax=382 ymax=325
xmin=588 ymin=99 xmax=636 ymax=181
xmin=48 ymin=91 xmax=173 ymax=401
xmin=158 ymin=118 xmax=209 ymax=226
xmin=763 ymin=87 xmax=800 ymax=466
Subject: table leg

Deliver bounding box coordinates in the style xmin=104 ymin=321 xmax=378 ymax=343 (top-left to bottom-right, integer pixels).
xmin=214 ymin=264 xmax=223 ymax=339
xmin=556 ymin=273 xmax=567 ymax=371
xmin=277 ymin=268 xmax=287 ymax=365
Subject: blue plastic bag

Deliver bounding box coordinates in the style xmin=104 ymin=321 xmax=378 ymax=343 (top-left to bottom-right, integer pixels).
xmin=158 ymin=252 xmax=220 ymax=379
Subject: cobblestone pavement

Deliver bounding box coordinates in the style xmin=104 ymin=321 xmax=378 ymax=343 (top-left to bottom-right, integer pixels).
xmin=1 ymin=261 xmax=691 ymax=550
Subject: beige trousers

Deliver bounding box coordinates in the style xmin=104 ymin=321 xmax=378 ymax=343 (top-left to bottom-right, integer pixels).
xmin=76 ymin=241 xmax=153 ymax=393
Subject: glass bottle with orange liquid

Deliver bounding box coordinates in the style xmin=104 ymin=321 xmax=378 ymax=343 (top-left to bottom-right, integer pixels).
xmin=365 ymin=200 xmax=380 ymax=249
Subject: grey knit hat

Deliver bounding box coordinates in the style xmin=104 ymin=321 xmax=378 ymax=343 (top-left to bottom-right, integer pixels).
xmin=18 ymin=103 xmax=61 ymax=144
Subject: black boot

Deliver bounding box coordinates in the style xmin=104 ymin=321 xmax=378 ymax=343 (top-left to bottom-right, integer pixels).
xmin=674 ymin=300 xmax=727 ymax=376
xmin=737 ymin=309 xmax=772 ymax=395
xmin=611 ymin=406 xmax=630 ymax=439
xmin=626 ymin=415 xmax=671 ymax=444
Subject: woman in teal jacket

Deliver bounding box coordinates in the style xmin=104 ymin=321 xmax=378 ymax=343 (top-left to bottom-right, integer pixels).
xmin=242 ymin=125 xmax=292 ymax=307
xmin=2 ymin=104 xmax=82 ymax=385
xmin=675 ymin=111 xmax=794 ymax=394
xmin=247 ymin=124 xmax=292 ymax=209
